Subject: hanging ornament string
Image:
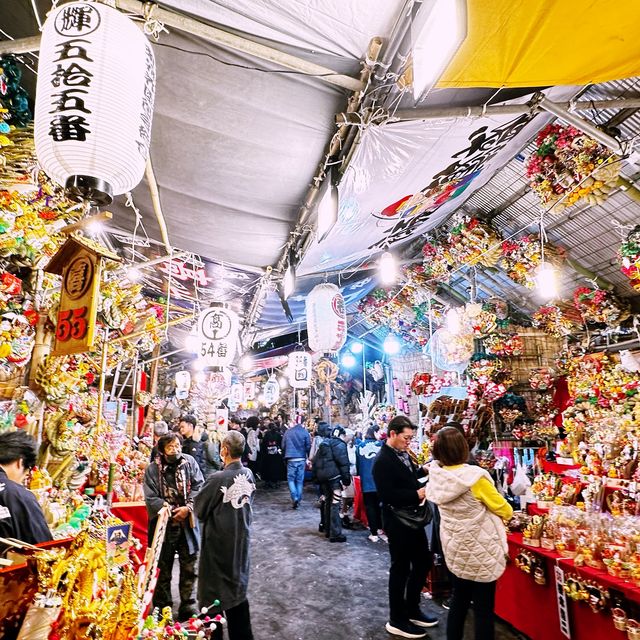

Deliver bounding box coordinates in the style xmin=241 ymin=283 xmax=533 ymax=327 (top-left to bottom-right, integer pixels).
xmin=350 ymin=155 xmax=627 ymax=332
xmin=142 ymin=2 xmax=169 ymax=40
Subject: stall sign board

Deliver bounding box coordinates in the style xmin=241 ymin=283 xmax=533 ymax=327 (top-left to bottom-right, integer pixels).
xmin=52 ymin=247 xmax=101 ymax=355
xmin=106 ymin=522 xmax=131 ymax=567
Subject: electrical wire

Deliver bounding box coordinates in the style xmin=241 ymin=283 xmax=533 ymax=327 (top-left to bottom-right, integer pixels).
xmin=152 ymin=41 xmax=353 ymax=82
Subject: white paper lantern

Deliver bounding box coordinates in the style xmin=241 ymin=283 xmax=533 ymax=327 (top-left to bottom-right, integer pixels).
xmin=34 ymin=1 xmax=156 ymax=204
xmin=306 ymin=283 xmax=347 ymax=354
xmin=263 ymin=375 xmax=280 ymax=407
xmin=243 ymin=381 xmax=256 ymax=401
xmin=230 ymin=381 xmax=245 ymax=405
xmin=196 ymin=303 xmax=239 ymax=369
xmin=174 ymin=370 xmax=191 ymax=400
xmin=288 ymin=352 xmax=312 ymax=389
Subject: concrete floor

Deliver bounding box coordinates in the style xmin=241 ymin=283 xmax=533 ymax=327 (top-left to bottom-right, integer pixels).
xmin=242 ymin=483 xmax=527 ymax=640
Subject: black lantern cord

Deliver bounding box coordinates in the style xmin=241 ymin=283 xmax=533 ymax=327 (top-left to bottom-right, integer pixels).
xmin=153 ymin=41 xmax=348 ymax=81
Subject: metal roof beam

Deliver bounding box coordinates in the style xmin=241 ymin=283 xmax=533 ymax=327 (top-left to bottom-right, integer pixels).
xmin=385 ymin=97 xmax=640 ymax=123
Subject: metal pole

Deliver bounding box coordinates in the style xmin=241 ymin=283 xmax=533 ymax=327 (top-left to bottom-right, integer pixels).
xmin=390 ymin=97 xmax=640 ymax=124
xmin=362 ymin=343 xmax=367 ymax=395
xmin=537 ymin=96 xmax=624 ymax=154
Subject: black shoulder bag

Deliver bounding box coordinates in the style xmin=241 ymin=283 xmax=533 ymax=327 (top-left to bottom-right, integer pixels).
xmin=388 ymin=501 xmax=433 ymax=529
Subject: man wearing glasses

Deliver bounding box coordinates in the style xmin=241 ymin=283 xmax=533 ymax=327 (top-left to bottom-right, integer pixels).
xmin=144 ymin=432 xmax=204 ymax=620
xmin=0 ymin=430 xmax=52 ymax=555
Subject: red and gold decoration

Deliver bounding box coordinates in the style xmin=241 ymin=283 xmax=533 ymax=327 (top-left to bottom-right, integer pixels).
xmin=525 ymin=123 xmax=620 ymax=213
xmin=572 ymin=286 xmax=630 ymax=326
xmin=619 ymin=225 xmax=640 ymax=292
xmin=500 ymin=234 xmax=565 ymax=289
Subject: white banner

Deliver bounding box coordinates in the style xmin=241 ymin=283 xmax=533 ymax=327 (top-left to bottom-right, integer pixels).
xmin=299 ymin=91 xmax=576 ymax=275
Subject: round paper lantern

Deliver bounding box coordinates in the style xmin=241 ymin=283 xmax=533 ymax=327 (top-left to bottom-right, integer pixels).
xmin=288 ymin=352 xmax=312 ymax=389
xmin=263 ymin=375 xmax=280 ymax=407
xmin=306 ymin=283 xmax=347 ymax=354
xmin=196 ymin=303 xmax=239 ymax=369
xmin=34 ymin=2 xmax=156 ymax=204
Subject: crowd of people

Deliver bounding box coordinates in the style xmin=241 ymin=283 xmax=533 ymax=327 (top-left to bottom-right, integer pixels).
xmin=0 ymin=413 xmax=513 ymax=640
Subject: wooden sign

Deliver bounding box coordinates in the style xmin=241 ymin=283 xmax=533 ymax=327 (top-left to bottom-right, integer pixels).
xmin=45 ymin=234 xmax=120 ymax=356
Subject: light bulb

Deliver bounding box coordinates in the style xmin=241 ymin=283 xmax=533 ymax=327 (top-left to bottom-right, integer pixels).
xmin=240 ymin=355 xmax=253 ymax=371
xmin=341 ymin=353 xmax=357 ymax=368
xmin=383 ymin=334 xmax=401 ymax=355
xmin=86 ymin=220 xmax=103 ymax=236
xmin=126 ymin=266 xmax=141 ymax=282
xmin=446 ymin=308 xmax=461 ymax=335
xmin=536 ymin=262 xmax=559 ymax=300
xmin=278 ymin=377 xmax=288 ymax=388
xmin=379 ymin=251 xmax=397 ymax=286
xmin=283 ymin=264 xmax=295 ymax=300
xmin=192 ymin=359 xmax=205 ymax=372
xmin=349 ymin=341 xmax=363 ymax=354
xmin=185 ymin=327 xmax=199 ymax=354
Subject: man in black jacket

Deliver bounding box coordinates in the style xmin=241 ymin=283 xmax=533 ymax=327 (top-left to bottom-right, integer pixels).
xmin=372 ymin=416 xmax=438 ymax=639
xmin=312 ymin=425 xmax=351 ymax=543
xmin=179 ymin=415 xmax=204 ymax=474
xmin=0 ymin=430 xmax=52 ymax=556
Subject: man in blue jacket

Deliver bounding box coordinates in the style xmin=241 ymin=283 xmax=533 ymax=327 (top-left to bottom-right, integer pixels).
xmin=282 ymin=420 xmax=311 ymax=509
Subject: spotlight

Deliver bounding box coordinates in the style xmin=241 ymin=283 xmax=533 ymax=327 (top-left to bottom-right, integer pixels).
xmin=349 ymin=341 xmax=363 ymax=354
xmin=536 ymin=263 xmax=559 ymax=300
xmin=341 ymin=353 xmax=357 ymax=368
xmin=379 ymin=251 xmax=397 ymax=286
xmin=383 ymin=334 xmax=401 ymax=355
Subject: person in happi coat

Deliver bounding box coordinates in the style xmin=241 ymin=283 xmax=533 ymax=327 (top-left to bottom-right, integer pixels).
xmin=0 ymin=430 xmax=52 ymax=556
xmin=196 ymin=430 xmax=256 ymax=640
xmin=143 ymin=432 xmax=204 ymax=620
xmin=259 ymin=422 xmax=285 ymax=488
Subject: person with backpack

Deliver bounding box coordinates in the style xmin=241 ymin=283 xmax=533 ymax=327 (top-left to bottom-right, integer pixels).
xmin=312 ymin=425 xmax=351 ymax=543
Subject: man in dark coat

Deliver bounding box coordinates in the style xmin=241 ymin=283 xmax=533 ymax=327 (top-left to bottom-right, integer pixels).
xmin=179 ymin=414 xmax=205 ymax=474
xmin=196 ymin=430 xmax=256 ymax=640
xmin=312 ymin=425 xmax=351 ymax=542
xmin=372 ymin=416 xmax=438 ymax=639
xmin=0 ymin=430 xmax=52 ymax=555
xmin=144 ymin=433 xmax=204 ymax=620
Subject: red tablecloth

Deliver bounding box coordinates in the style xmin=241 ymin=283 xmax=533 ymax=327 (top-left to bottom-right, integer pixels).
xmin=111 ymin=501 xmax=149 ymax=563
xmin=353 ymin=476 xmax=368 ymax=528
xmin=498 ymin=533 xmax=639 ymax=640
xmin=541 ymin=460 xmax=581 ymax=475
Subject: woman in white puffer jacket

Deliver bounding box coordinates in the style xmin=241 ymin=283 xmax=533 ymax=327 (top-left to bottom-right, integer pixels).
xmin=426 ymin=426 xmax=513 ymax=640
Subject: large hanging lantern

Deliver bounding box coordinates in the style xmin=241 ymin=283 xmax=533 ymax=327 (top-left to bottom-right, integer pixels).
xmin=196 ymin=303 xmax=239 ymax=369
xmin=34 ymin=1 xmax=156 ymax=204
xmin=306 ymin=283 xmax=347 ymax=354
xmin=263 ymin=375 xmax=280 ymax=407
xmin=230 ymin=381 xmax=245 ymax=405
xmin=288 ymin=352 xmax=312 ymax=389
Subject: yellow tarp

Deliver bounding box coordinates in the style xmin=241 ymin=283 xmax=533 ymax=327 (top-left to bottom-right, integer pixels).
xmin=437 ymin=0 xmax=640 ymax=88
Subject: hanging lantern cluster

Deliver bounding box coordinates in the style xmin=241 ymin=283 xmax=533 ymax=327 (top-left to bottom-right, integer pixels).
xmin=306 ymin=283 xmax=347 ymax=354
xmin=34 ymin=1 xmax=156 ymax=204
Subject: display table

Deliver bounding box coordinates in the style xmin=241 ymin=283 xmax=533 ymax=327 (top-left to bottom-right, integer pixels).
xmin=111 ymin=501 xmax=149 ymax=562
xmin=0 ymin=538 xmax=73 ymax=640
xmin=497 ymin=533 xmax=640 ymax=639
xmin=352 ymin=476 xmax=368 ymax=528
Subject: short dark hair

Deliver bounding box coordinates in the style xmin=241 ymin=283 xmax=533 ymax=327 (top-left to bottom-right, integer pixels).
xmin=179 ymin=415 xmax=197 ymax=427
xmin=223 ymin=431 xmax=246 ymax=459
xmin=365 ymin=426 xmax=379 ymax=439
xmin=158 ymin=432 xmax=183 ymax=454
xmin=433 ymin=426 xmax=470 ymax=466
xmin=388 ymin=415 xmax=415 ymax=435
xmin=0 ymin=430 xmax=38 ymax=469
xmin=245 ymin=416 xmax=259 ymax=430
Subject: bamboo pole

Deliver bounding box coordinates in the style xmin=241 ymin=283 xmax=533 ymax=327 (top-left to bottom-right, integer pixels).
xmin=111 ymin=313 xmax=194 ymax=344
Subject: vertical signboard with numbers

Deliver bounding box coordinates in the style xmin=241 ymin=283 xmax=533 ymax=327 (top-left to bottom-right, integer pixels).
xmin=53 ymin=246 xmax=101 ymax=355
xmin=46 ymin=235 xmax=120 ymax=356
xmin=196 ymin=303 xmax=239 ymax=369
